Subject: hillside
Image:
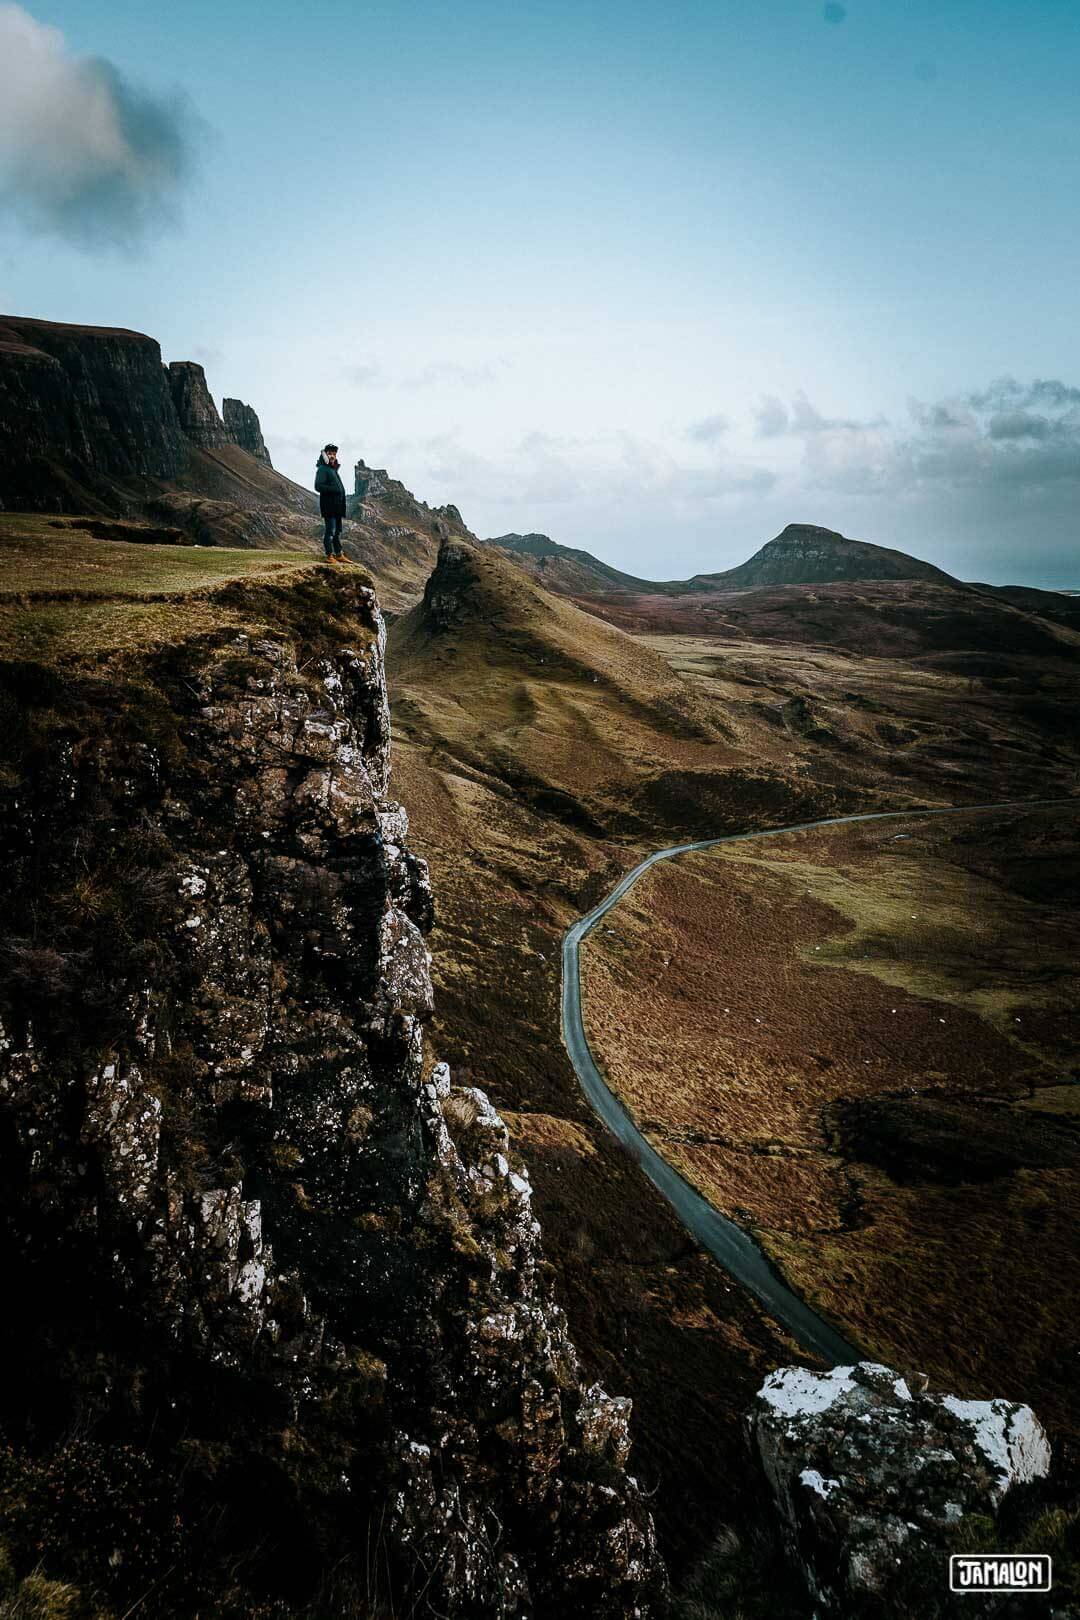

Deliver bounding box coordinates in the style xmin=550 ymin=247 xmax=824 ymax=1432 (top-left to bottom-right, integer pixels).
xmin=581 ymin=576 xmax=1080 ymax=660
xmin=486 ymin=531 xmax=678 ymax=596
xmin=385 ymin=534 xmax=1080 ymax=1585
xmin=387 ymin=538 xmax=844 ymax=839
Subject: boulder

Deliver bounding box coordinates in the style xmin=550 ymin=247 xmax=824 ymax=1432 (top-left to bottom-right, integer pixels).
xmin=750 ymin=1361 xmax=1051 ymax=1615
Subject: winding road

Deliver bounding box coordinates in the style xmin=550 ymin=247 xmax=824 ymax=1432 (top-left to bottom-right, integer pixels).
xmin=561 ymin=798 xmax=1078 ymax=1366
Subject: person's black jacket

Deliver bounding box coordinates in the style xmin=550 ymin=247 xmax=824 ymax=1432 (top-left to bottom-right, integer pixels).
xmin=315 ymin=456 xmax=347 ymax=518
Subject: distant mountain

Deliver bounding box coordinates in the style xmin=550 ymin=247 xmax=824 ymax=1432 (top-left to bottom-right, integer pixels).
xmin=485 ymin=532 xmax=676 ymax=596
xmin=687 ymin=523 xmax=959 ymax=590
xmin=488 ymin=522 xmax=960 ymax=600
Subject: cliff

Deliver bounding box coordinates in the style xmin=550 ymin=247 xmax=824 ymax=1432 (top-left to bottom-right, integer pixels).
xmin=0 ymin=554 xmax=663 ymax=1617
xmin=0 ymin=315 xmax=188 ymax=509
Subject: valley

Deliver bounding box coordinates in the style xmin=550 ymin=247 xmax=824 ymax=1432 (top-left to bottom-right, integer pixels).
xmin=385 ymin=532 xmax=1080 ymax=1583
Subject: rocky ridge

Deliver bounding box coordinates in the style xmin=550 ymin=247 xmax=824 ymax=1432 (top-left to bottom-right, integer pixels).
xmin=0 ymin=569 xmax=663 ymax=1617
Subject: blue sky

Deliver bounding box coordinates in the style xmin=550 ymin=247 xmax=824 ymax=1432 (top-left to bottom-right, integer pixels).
xmin=1 ymin=0 xmax=1079 ymax=585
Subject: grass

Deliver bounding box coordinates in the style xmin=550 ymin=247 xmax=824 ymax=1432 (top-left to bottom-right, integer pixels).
xmin=0 ymin=519 xmax=354 ymax=662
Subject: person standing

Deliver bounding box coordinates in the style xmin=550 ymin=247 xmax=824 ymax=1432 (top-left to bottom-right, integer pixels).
xmin=315 ymin=444 xmax=349 ymax=562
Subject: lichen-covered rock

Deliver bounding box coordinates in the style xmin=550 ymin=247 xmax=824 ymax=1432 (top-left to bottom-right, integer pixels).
xmin=750 ymin=1361 xmax=1052 ymax=1616
xmin=0 ymin=574 xmax=663 ymax=1617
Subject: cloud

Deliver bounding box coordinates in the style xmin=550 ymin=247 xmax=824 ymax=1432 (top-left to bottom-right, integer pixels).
xmin=402 ymin=359 xmax=508 ymax=389
xmin=754 ymin=390 xmax=886 ymax=437
xmin=385 ymin=425 xmax=775 ymax=524
xmin=966 ymin=376 xmax=1080 ymax=412
xmin=342 ymin=361 xmax=383 ymax=387
xmin=339 ymin=357 xmax=510 ymax=390
xmin=823 ymin=3 xmax=847 ymax=23
xmin=686 ymin=412 xmax=731 ymax=442
xmin=0 ymin=3 xmax=202 ymax=250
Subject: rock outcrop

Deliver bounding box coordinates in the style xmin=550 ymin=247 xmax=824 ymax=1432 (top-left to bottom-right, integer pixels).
xmin=750 ymin=1362 xmax=1052 ymax=1616
xmin=223 ymin=396 xmax=273 ymax=464
xmin=0 ymin=572 xmax=663 ymax=1617
xmin=354 ymin=457 xmax=390 ymax=501
xmin=167 ymin=359 xmax=229 ymax=449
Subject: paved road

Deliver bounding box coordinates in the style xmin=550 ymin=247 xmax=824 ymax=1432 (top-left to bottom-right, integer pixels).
xmin=561 ymin=798 xmax=1078 ymax=1366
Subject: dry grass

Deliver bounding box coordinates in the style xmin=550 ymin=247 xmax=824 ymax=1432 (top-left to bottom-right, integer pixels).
xmin=580 ymin=810 xmax=1080 ymax=1440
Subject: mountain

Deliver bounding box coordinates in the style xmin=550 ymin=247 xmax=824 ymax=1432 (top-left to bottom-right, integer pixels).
xmin=487 ymin=522 xmax=960 ymax=603
xmin=690 ymin=522 xmax=959 ymax=589
xmin=387 ymin=537 xmax=849 ymax=841
xmin=486 ymin=531 xmax=676 ymax=596
xmin=0 ymin=315 xmax=317 ymax=546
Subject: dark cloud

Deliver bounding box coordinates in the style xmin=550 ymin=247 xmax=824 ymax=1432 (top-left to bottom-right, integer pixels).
xmin=0 ymin=4 xmax=203 ymax=251
xmin=686 ymin=412 xmax=731 ymax=442
xmin=966 ymin=376 xmax=1080 ymax=412
xmin=823 ymin=3 xmax=848 ymax=23
xmin=987 ymin=411 xmax=1055 ymax=442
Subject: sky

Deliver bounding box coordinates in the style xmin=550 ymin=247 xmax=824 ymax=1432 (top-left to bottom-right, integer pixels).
xmin=1 ymin=0 xmax=1079 ymax=587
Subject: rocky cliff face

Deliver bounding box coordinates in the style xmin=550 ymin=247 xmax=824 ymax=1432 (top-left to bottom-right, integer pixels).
xmin=0 ymin=316 xmax=188 ymax=509
xmin=167 ymin=360 xmax=229 ymax=449
xmin=223 ymin=397 xmax=273 ymax=465
xmin=0 ymin=572 xmax=663 ymax=1617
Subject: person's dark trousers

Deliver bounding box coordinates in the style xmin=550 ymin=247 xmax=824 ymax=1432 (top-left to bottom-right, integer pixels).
xmin=323 ymin=515 xmax=343 ymax=556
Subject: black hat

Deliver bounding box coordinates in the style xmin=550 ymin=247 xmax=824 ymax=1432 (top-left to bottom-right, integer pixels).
xmin=324 ymin=442 xmax=339 ymax=453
